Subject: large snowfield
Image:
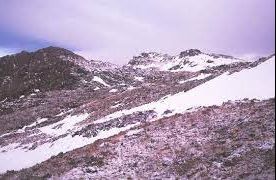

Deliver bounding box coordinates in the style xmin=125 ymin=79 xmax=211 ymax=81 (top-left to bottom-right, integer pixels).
xmin=0 ymin=56 xmax=275 ymax=173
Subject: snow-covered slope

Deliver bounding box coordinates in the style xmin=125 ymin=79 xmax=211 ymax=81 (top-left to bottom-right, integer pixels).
xmin=0 ymin=55 xmax=274 ymax=174
xmin=93 ymin=56 xmax=275 ymax=123
xmin=128 ymin=49 xmax=246 ymax=72
xmin=0 ymin=116 xmax=139 ymax=173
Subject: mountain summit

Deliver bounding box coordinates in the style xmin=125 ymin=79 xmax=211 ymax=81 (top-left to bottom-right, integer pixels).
xmin=0 ymin=47 xmax=91 ymax=100
xmin=179 ymin=49 xmax=202 ymax=57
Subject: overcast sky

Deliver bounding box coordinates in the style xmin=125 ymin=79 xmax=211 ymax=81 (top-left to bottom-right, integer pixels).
xmin=0 ymin=0 xmax=275 ymax=64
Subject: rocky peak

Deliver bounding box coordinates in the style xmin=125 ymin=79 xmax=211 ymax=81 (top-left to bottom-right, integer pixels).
xmin=140 ymin=52 xmax=161 ymax=58
xmin=128 ymin=52 xmax=171 ymax=66
xmin=1 ymin=46 xmax=86 ymax=63
xmin=35 ymin=46 xmax=85 ymax=60
xmin=35 ymin=46 xmax=118 ymax=72
xmin=179 ymin=49 xmax=202 ymax=58
xmin=0 ymin=47 xmax=90 ymax=100
xmin=133 ymin=52 xmax=162 ymax=59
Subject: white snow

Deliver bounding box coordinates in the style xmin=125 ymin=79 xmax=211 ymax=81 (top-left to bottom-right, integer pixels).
xmin=133 ymin=53 xmax=244 ymax=72
xmin=0 ymin=123 xmax=140 ymax=173
xmin=37 ymin=118 xmax=48 ymax=124
xmin=94 ymin=87 xmax=101 ymax=91
xmin=1 ymin=118 xmax=49 ymax=135
xmin=170 ymin=54 xmax=242 ymax=72
xmin=126 ymin=128 xmax=144 ymax=136
xmin=134 ymin=77 xmax=144 ymax=81
xmin=93 ymin=76 xmax=110 ymax=87
xmin=34 ymin=89 xmax=40 ymax=93
xmin=109 ymin=89 xmax=118 ymax=93
xmin=111 ymin=103 xmax=122 ymax=109
xmin=179 ymin=73 xmax=211 ymax=84
xmin=39 ymin=113 xmax=90 ymax=136
xmin=20 ymin=118 xmax=48 ymax=131
xmin=0 ymin=98 xmax=7 ymax=103
xmin=93 ymin=57 xmax=275 ymax=124
xmin=81 ymin=79 xmax=88 ymax=84
xmin=127 ymin=86 xmax=136 ymax=90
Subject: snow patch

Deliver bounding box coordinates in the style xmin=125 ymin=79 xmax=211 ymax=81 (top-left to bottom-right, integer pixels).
xmin=1 ymin=118 xmax=49 ymax=136
xmin=132 ymin=53 xmax=244 ymax=72
xmin=126 ymin=128 xmax=144 ymax=136
xmin=134 ymin=77 xmax=144 ymax=81
xmin=109 ymin=89 xmax=118 ymax=93
xmin=39 ymin=113 xmax=90 ymax=136
xmin=27 ymin=118 xmax=48 ymax=128
xmin=0 ymin=122 xmax=140 ymax=173
xmin=111 ymin=103 xmax=122 ymax=109
xmin=0 ymin=98 xmax=7 ymax=103
xmin=93 ymin=76 xmax=110 ymax=87
xmin=170 ymin=54 xmax=242 ymax=72
xmin=127 ymin=86 xmax=136 ymax=90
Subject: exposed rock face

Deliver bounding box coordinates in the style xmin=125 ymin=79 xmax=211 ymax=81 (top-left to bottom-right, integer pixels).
xmin=179 ymin=49 xmax=202 ymax=58
xmin=0 ymin=47 xmax=274 ymax=179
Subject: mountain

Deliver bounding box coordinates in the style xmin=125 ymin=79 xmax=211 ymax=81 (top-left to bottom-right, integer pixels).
xmin=127 ymin=49 xmax=247 ymax=72
xmin=0 ymin=47 xmax=274 ymax=179
xmin=0 ymin=47 xmax=91 ymax=100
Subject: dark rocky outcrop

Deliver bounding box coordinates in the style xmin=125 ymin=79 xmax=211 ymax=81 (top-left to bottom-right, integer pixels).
xmin=179 ymin=49 xmax=202 ymax=58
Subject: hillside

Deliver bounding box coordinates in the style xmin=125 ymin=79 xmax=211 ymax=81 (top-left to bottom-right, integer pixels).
xmin=0 ymin=47 xmax=274 ymax=179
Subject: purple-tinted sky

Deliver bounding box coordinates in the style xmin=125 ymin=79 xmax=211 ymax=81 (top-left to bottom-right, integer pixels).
xmin=0 ymin=0 xmax=275 ymax=64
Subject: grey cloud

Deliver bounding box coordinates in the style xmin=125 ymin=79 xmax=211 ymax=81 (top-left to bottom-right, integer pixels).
xmin=0 ymin=0 xmax=274 ymax=64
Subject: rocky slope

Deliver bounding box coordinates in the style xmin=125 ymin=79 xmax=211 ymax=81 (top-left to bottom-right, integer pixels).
xmin=2 ymin=98 xmax=274 ymax=179
xmin=0 ymin=47 xmax=275 ymax=179
xmin=0 ymin=47 xmax=90 ymax=100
